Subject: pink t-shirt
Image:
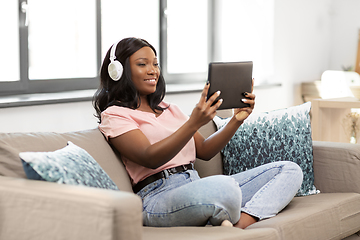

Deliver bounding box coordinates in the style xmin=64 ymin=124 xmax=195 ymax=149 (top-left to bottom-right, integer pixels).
xmin=99 ymin=102 xmax=196 ymax=185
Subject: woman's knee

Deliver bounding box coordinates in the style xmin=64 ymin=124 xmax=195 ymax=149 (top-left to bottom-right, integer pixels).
xmin=203 ymin=176 xmax=241 ymax=208
xmin=201 ymin=175 xmax=242 ymax=199
xmin=198 ymin=175 xmax=242 ymax=225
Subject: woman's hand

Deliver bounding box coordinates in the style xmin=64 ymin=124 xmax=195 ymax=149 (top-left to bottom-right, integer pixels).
xmin=188 ymin=83 xmax=223 ymax=130
xmin=233 ymin=78 xmax=255 ymax=122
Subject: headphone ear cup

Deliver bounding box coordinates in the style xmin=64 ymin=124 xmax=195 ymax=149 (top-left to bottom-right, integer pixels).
xmin=108 ymin=60 xmax=123 ymax=81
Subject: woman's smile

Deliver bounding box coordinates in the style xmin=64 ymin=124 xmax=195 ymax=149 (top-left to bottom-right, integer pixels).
xmin=144 ymin=78 xmax=157 ymax=84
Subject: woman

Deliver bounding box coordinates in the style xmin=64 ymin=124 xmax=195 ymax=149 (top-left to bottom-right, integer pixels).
xmin=93 ymin=37 xmax=303 ymax=229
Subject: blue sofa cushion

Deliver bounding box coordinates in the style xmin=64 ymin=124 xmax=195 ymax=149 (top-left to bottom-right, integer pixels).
xmin=213 ymin=102 xmax=318 ymax=196
xmin=20 ymin=141 xmax=118 ymax=190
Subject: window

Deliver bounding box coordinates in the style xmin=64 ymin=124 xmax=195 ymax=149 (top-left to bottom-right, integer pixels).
xmin=0 ymin=0 xmax=101 ymax=96
xmin=0 ymin=1 xmax=20 ymax=82
xmin=0 ymin=0 xmax=160 ymax=97
xmin=160 ymin=0 xmax=274 ymax=85
xmin=0 ymin=0 xmax=274 ymax=98
xmin=160 ymin=0 xmax=211 ymax=83
xmin=28 ymin=0 xmax=97 ymax=80
xmin=165 ymin=0 xmax=209 ymax=74
xmin=100 ymin=0 xmax=160 ymax=61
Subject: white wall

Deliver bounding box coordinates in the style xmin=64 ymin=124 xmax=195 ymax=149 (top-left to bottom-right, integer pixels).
xmin=329 ymin=0 xmax=360 ymax=71
xmin=274 ymin=0 xmax=332 ymax=107
xmin=276 ymin=0 xmax=360 ymax=106
xmin=0 ymin=88 xmax=286 ymax=133
xmin=1 ymin=0 xmax=359 ymax=133
xmin=0 ymin=101 xmax=98 ymax=133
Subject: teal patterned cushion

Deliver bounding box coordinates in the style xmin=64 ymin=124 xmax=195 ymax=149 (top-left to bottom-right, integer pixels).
xmin=213 ymin=102 xmax=318 ymax=196
xmin=20 ymin=141 xmax=119 ymax=190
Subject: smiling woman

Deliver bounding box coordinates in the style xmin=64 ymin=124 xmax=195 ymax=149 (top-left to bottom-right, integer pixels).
xmin=93 ymin=37 xmax=302 ymax=229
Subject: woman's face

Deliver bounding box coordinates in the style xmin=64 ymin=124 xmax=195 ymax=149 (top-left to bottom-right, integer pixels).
xmin=129 ymin=46 xmax=160 ymax=97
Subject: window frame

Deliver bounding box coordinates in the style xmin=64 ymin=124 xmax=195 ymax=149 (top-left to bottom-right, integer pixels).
xmin=0 ymin=0 xmax=276 ymax=99
xmin=0 ymin=0 xmax=102 ymax=97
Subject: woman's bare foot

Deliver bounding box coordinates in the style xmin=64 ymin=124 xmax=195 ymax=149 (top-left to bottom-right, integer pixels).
xmin=234 ymin=212 xmax=258 ymax=229
xmin=221 ymin=220 xmax=233 ymax=227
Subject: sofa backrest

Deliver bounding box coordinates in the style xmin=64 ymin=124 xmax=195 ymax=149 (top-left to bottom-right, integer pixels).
xmin=0 ymin=129 xmax=133 ymax=192
xmin=0 ymin=110 xmax=232 ymax=193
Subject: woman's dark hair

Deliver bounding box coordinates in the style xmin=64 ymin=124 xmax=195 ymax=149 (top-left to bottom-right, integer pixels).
xmin=93 ymin=37 xmax=167 ymax=123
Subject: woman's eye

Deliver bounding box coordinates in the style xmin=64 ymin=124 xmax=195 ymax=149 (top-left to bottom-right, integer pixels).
xmin=154 ymin=63 xmax=159 ymax=67
xmin=137 ymin=63 xmax=146 ymax=66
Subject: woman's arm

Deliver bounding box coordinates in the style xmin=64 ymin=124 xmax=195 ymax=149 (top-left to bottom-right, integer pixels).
xmin=109 ymin=83 xmax=222 ymax=169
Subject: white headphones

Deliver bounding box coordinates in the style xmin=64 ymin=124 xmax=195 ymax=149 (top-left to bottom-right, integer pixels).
xmin=108 ymin=41 xmax=123 ymax=81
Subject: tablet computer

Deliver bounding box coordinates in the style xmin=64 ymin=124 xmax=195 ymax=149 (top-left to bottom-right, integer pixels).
xmin=207 ymin=61 xmax=253 ymax=110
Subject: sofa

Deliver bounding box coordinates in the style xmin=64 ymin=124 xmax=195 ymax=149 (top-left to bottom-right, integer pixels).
xmin=1 ymin=110 xmax=360 ymax=240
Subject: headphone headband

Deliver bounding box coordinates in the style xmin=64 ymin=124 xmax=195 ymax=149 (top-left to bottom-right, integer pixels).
xmin=110 ymin=40 xmax=119 ymax=61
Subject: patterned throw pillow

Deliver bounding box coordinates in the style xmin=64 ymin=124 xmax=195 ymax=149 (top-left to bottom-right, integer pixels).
xmin=213 ymin=102 xmax=318 ymax=196
xmin=20 ymin=141 xmax=119 ymax=190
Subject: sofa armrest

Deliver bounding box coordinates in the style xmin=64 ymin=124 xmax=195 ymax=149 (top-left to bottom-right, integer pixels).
xmin=312 ymin=141 xmax=360 ymax=193
xmin=0 ymin=176 xmax=142 ymax=240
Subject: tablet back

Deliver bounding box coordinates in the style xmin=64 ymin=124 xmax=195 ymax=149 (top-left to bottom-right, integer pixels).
xmin=207 ymin=61 xmax=253 ymax=110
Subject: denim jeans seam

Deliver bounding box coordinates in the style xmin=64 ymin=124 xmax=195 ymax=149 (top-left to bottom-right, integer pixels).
xmin=241 ymin=165 xmax=284 ymax=219
xmin=251 ymin=169 xmax=280 ymax=200
xmin=238 ymin=165 xmax=283 ymax=188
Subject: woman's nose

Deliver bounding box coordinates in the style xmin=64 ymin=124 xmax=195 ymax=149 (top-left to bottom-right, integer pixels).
xmin=147 ymin=65 xmax=156 ymax=74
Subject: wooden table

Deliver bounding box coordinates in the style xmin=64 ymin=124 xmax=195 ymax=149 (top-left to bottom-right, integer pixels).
xmin=311 ymin=97 xmax=360 ymax=143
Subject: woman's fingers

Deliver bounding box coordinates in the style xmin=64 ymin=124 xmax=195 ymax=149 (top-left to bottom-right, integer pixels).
xmin=191 ymin=83 xmax=223 ymax=127
xmin=242 ymin=93 xmax=255 ymax=107
xmin=233 ymin=91 xmax=256 ymax=122
xmin=198 ymin=82 xmax=210 ymax=106
xmin=251 ymin=78 xmax=254 ymax=93
xmin=198 ymin=82 xmax=222 ymax=109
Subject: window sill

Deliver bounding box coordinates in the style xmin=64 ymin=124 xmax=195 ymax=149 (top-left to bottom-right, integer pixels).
xmin=0 ymin=89 xmax=97 ymax=108
xmin=0 ymin=84 xmax=205 ymax=108
xmin=166 ymin=82 xmax=205 ymax=93
xmin=0 ymin=82 xmax=281 ymax=108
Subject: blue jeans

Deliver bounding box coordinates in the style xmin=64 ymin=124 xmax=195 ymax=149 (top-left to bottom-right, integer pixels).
xmin=137 ymin=161 xmax=303 ymax=227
